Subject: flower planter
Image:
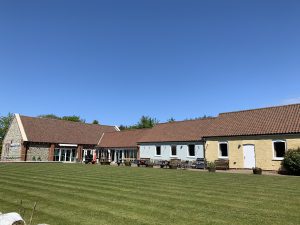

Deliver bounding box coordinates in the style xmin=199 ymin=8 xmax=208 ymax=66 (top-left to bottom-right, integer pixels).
xmin=169 ymin=165 xmax=177 ymax=169
xmin=206 ymin=161 xmax=216 ymax=172
xmin=124 ymin=162 xmax=131 ymax=167
xmin=253 ymin=167 xmax=262 ymax=175
xmin=208 ymin=168 xmax=216 ymax=172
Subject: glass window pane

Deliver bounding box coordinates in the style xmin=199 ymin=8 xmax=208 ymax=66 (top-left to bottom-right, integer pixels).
xmin=156 ymin=146 xmax=161 ymax=155
xmin=188 ymin=145 xmax=195 ymax=156
xmin=171 ymin=146 xmax=177 ymax=156
xmin=61 ymin=149 xmax=66 ymax=161
xmin=274 ymin=142 xmax=286 ymax=158
xmin=219 ymin=143 xmax=228 ymax=157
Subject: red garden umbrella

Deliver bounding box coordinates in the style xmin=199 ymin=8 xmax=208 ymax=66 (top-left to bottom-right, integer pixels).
xmin=93 ymin=151 xmax=97 ymax=162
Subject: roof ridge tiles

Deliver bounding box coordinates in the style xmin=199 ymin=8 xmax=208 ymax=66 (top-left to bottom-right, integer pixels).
xmin=19 ymin=114 xmax=114 ymax=127
xmin=156 ymin=117 xmax=217 ymax=126
xmin=102 ymin=128 xmax=152 ymax=134
xmin=219 ymin=103 xmax=300 ymax=116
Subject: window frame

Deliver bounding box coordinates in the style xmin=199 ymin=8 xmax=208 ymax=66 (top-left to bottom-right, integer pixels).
xmin=218 ymin=142 xmax=229 ymax=159
xmin=272 ymin=140 xmax=286 ymax=160
xmin=155 ymin=146 xmax=161 ymax=156
xmin=188 ymin=144 xmax=196 ymax=157
xmin=170 ymin=145 xmax=177 ymax=157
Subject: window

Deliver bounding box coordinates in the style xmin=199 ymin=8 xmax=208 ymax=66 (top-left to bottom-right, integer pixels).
xmin=54 ymin=148 xmax=76 ymax=162
xmin=219 ymin=142 xmax=228 ymax=158
xmin=156 ymin=146 xmax=161 ymax=156
xmin=53 ymin=149 xmax=60 ymax=161
xmin=171 ymin=145 xmax=177 ymax=156
xmin=188 ymin=145 xmax=195 ymax=156
xmin=71 ymin=149 xmax=76 ymax=161
xmin=273 ymin=140 xmax=286 ymax=159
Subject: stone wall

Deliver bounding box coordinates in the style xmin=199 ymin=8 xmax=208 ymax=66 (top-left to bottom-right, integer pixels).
xmin=1 ymin=117 xmax=23 ymax=161
xmin=26 ymin=143 xmax=50 ymax=161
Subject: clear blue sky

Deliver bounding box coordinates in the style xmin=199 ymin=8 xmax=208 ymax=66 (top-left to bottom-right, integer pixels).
xmin=0 ymin=0 xmax=299 ymax=125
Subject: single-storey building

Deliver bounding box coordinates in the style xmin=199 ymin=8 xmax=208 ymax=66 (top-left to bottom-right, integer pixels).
xmin=1 ymin=114 xmax=118 ymax=162
xmin=203 ymin=104 xmax=300 ymax=171
xmin=2 ymin=104 xmax=300 ymax=171
xmin=137 ymin=118 xmax=215 ymax=162
xmin=97 ymin=129 xmax=149 ymax=163
xmin=137 ymin=104 xmax=300 ymax=170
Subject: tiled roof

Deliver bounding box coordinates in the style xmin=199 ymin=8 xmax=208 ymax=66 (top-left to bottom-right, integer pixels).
xmin=138 ymin=104 xmax=300 ymax=143
xmin=20 ymin=115 xmax=117 ymax=145
xmin=19 ymin=104 xmax=300 ymax=146
xmin=205 ymin=104 xmax=300 ymax=137
xmin=138 ymin=118 xmax=217 ymax=143
xmin=98 ymin=129 xmax=150 ymax=148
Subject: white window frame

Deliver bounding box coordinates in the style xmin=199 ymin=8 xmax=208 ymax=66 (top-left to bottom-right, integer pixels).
xmin=155 ymin=146 xmax=161 ymax=157
xmin=218 ymin=142 xmax=229 ymax=159
xmin=272 ymin=140 xmax=286 ymax=160
xmin=170 ymin=145 xmax=178 ymax=157
xmin=187 ymin=144 xmax=196 ymax=158
xmin=56 ymin=148 xmax=76 ymax=162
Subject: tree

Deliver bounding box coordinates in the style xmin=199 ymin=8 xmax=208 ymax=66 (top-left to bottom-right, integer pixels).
xmin=62 ymin=116 xmax=85 ymax=123
xmin=0 ymin=113 xmax=14 ymax=155
xmin=136 ymin=116 xmax=159 ymax=129
xmin=38 ymin=114 xmax=61 ymax=120
xmin=39 ymin=114 xmax=86 ymax=123
xmin=92 ymin=120 xmax=99 ymax=124
xmin=119 ymin=125 xmax=127 ymax=130
xmin=167 ymin=117 xmax=176 ymax=123
xmin=185 ymin=115 xmax=213 ymax=121
xmin=118 ymin=116 xmax=159 ymax=130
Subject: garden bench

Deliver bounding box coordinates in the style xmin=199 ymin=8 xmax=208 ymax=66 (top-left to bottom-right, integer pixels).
xmin=137 ymin=158 xmax=150 ymax=167
xmin=214 ymin=159 xmax=229 ymax=170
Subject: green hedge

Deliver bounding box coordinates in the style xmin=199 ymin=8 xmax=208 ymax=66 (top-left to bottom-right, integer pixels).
xmin=282 ymin=148 xmax=300 ymax=175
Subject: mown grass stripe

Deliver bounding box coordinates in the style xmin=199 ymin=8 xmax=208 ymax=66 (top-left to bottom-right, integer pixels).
xmin=0 ymin=164 xmax=299 ymax=225
xmin=0 ymin=177 xmax=230 ymax=224
xmin=1 ymin=170 xmax=299 ymax=212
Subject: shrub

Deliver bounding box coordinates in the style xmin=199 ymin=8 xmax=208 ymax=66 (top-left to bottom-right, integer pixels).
xmin=37 ymin=156 xmax=42 ymax=161
xmin=206 ymin=161 xmax=216 ymax=172
xmin=124 ymin=160 xmax=131 ymax=166
xmin=169 ymin=160 xmax=179 ymax=169
xmin=32 ymin=156 xmax=36 ymax=161
xmin=282 ymin=148 xmax=300 ymax=175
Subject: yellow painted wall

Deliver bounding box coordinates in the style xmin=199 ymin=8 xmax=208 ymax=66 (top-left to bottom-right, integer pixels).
xmin=205 ymin=134 xmax=300 ymax=171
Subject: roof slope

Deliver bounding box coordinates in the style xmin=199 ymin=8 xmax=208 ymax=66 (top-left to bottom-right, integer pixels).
xmin=138 ymin=104 xmax=300 ymax=143
xmin=98 ymin=129 xmax=149 ymax=148
xmin=19 ymin=104 xmax=300 ymax=146
xmin=138 ymin=118 xmax=217 ymax=143
xmin=20 ymin=115 xmax=117 ymax=145
xmin=206 ymin=104 xmax=300 ymax=137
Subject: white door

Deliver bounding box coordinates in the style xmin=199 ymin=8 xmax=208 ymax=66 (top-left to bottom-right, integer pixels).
xmin=243 ymin=145 xmax=256 ymax=168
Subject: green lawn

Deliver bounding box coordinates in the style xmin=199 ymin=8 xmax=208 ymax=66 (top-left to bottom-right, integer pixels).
xmin=0 ymin=164 xmax=299 ymax=225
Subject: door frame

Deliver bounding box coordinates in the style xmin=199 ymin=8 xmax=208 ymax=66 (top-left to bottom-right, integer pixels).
xmin=243 ymin=144 xmax=256 ymax=168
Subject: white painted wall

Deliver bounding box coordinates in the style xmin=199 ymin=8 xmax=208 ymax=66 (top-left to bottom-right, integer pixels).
xmin=139 ymin=142 xmax=204 ymax=161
